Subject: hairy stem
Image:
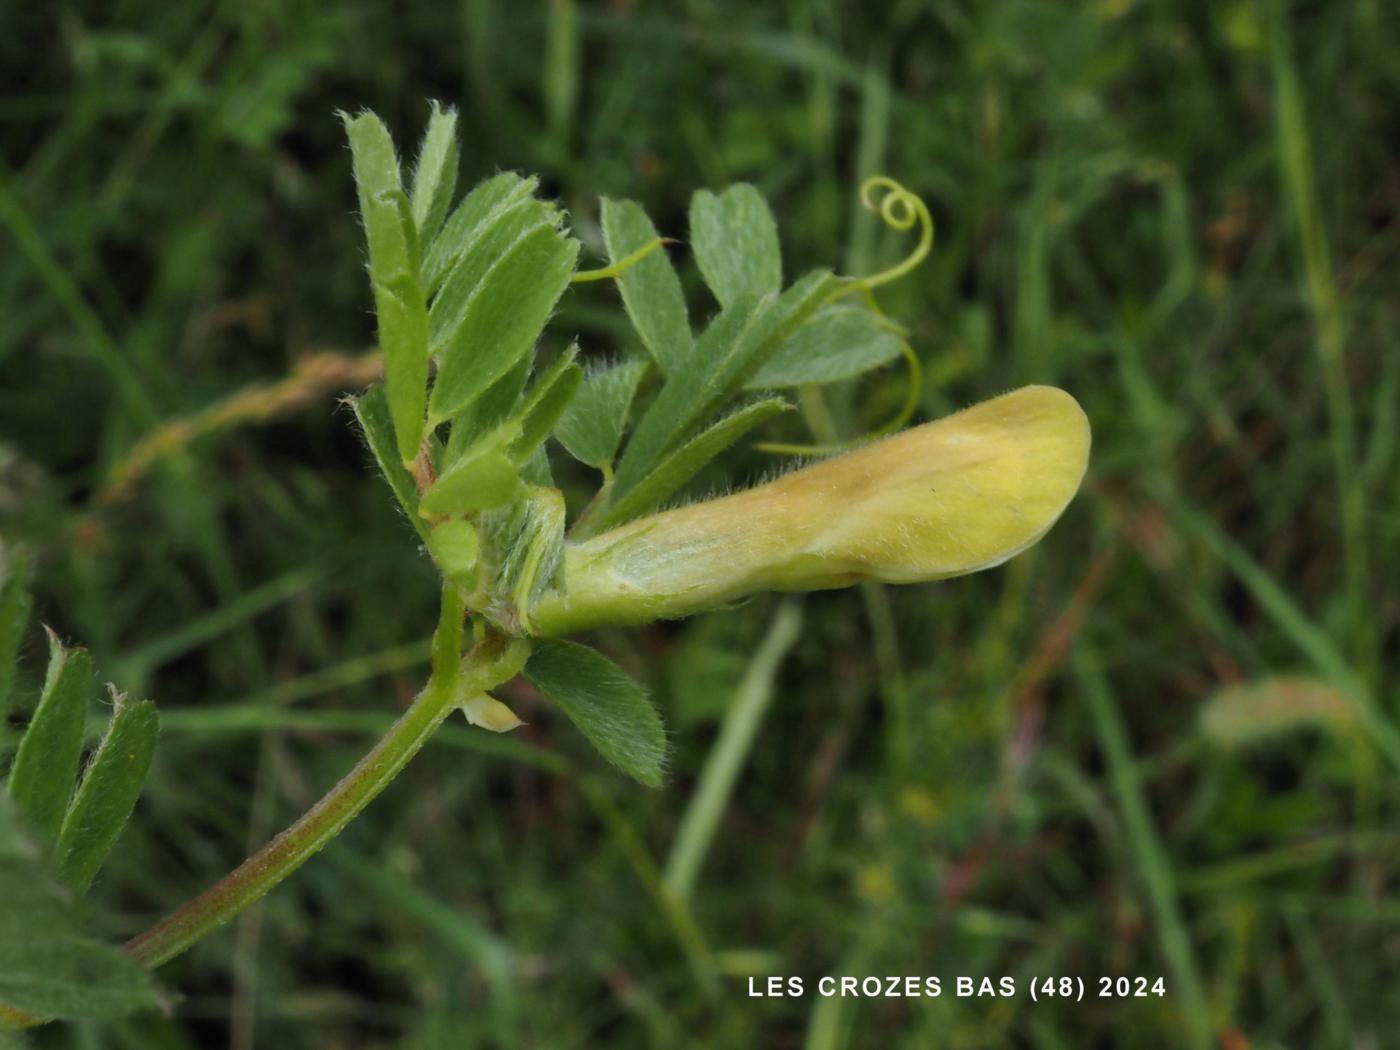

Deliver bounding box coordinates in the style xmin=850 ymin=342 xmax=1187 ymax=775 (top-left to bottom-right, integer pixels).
xmin=124 ymin=589 xmax=528 ymax=969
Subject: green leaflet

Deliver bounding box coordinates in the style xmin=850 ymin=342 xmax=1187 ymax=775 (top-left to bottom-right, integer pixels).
xmin=0 ymin=543 xmax=32 ymax=727
xmin=555 ymin=358 xmax=648 ymax=470
xmin=428 ymin=197 xmax=561 ymax=354
xmin=428 ymin=223 xmax=579 ymax=424
xmin=54 ymin=694 xmax=158 ymax=894
xmin=420 ymin=437 xmax=522 ymax=517
xmin=372 ymin=279 xmax=430 ymax=464
xmin=6 ymin=635 xmax=90 ymax=847
xmin=343 ymin=111 xmax=429 ymax=464
xmin=351 ymin=385 xmax=430 ymax=544
xmin=611 ymin=294 xmax=764 ymax=498
xmin=409 ymin=101 xmax=459 ymax=248
xmin=518 ymin=445 xmax=555 ymax=488
xmin=426 ymin=520 xmax=480 ymax=587
xmin=597 ymin=398 xmax=790 ymax=530
xmin=445 ymin=355 xmax=533 ymax=463
xmin=0 ymin=797 xmax=160 ymax=1021
xmin=421 ymin=172 xmax=538 ymax=295
xmin=524 ymin=640 xmax=666 ymax=787
xmin=690 ymin=184 xmax=782 ymax=309
xmin=443 ymin=348 xmax=580 ymax=479
xmin=611 ymin=269 xmax=837 ymax=502
xmin=600 ymin=198 xmax=691 ymax=374
xmin=509 ymin=346 xmax=583 ymax=461
xmin=343 ymin=111 xmax=413 ymax=277
xmin=744 ymin=303 xmax=903 ymax=388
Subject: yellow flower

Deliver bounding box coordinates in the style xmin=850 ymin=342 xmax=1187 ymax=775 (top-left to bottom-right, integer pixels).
xmin=531 ymin=385 xmax=1090 ymax=636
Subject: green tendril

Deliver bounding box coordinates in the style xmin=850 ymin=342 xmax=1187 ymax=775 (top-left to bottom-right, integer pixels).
xmin=754 ymin=336 xmax=924 ymax=458
xmin=571 ymin=237 xmax=671 ymax=283
xmin=839 ymin=176 xmax=934 ymax=297
xmin=758 ymin=176 xmax=933 ymax=459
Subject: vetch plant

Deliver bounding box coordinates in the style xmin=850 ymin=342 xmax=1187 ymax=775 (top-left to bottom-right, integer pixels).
xmin=0 ymin=103 xmax=1089 ymax=1028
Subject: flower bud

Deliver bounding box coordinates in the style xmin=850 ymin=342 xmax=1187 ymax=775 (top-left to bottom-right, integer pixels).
xmin=459 ymin=693 xmax=525 ymax=733
xmin=531 ymin=385 xmax=1090 ymax=636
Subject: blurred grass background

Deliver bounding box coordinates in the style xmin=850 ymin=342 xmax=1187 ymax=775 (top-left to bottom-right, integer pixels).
xmin=2 ymin=0 xmax=1398 ymax=1046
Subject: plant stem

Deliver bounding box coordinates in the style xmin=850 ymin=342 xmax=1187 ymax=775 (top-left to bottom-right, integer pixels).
xmin=125 ymin=589 xmax=528 ymax=969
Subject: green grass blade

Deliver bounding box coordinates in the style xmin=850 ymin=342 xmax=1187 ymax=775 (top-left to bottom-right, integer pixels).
xmin=663 ymin=601 xmax=801 ymax=901
xmin=689 ymin=184 xmax=782 ymax=308
xmin=1162 ymin=488 xmax=1400 ymax=769
xmin=544 ymin=0 xmax=579 ymax=146
xmin=1267 ymin=3 xmax=1372 ymax=688
xmin=6 ymin=634 xmax=91 ymax=847
xmin=600 ymin=198 xmax=691 ymax=374
xmin=329 ymin=845 xmax=519 ymax=1043
xmin=1078 ymin=649 xmax=1212 ymax=1049
xmin=524 ymin=640 xmax=666 ymax=787
xmin=0 ymin=543 xmax=33 ymax=728
xmin=54 ymin=695 xmax=158 ymax=893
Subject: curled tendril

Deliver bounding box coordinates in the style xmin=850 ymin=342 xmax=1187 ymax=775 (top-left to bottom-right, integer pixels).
xmin=757 ymin=178 xmax=933 ymax=458
xmin=840 ymin=176 xmax=935 ymax=296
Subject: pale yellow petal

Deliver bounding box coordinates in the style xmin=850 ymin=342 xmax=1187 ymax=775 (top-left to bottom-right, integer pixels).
xmin=459 ymin=693 xmax=525 ymax=733
xmin=533 ymin=385 xmax=1090 ymax=635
